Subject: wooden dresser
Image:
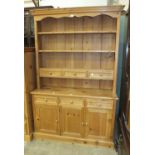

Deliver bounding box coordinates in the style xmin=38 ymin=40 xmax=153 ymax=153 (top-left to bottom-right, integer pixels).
xmin=30 ymin=6 xmax=124 ymax=147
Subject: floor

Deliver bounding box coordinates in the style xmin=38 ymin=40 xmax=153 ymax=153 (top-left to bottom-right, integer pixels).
xmin=24 ymin=139 xmax=117 ymax=155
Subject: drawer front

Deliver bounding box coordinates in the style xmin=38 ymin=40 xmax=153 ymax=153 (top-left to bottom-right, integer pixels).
xmin=49 ymin=71 xmax=61 ymax=77
xmin=60 ymin=97 xmax=84 ymax=107
xmin=33 ymin=95 xmax=58 ymax=104
xmin=65 ymin=71 xmax=86 ymax=78
xmin=86 ymin=98 xmax=113 ymax=109
xmin=40 ymin=69 xmax=61 ymax=77
xmin=88 ymin=72 xmax=113 ymax=80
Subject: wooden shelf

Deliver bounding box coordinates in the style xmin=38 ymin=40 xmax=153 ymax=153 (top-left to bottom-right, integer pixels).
xmin=37 ymin=30 xmax=116 ymax=35
xmin=39 ymin=68 xmax=114 ymax=80
xmin=39 ymin=49 xmax=115 ymax=53
xmin=31 ymin=87 xmax=117 ymax=99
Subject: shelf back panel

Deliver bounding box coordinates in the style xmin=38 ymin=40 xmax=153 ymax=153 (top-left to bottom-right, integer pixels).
xmin=39 ymin=53 xmax=114 ymax=70
xmin=40 ymin=78 xmax=113 ymax=90
xmin=38 ymin=34 xmax=116 ymax=51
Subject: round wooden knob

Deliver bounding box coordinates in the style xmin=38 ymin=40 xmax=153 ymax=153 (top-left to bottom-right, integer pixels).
xmin=90 ymin=73 xmax=94 ymax=76
xmin=49 ymin=72 xmax=52 ymax=75
xmin=70 ymin=14 xmax=74 ymax=17
xmin=44 ymin=98 xmax=48 ymax=102
xmin=61 ymin=72 xmax=65 ymax=76
xmin=86 ymin=72 xmax=90 ymax=77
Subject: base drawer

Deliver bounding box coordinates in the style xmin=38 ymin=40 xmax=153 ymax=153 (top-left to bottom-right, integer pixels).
xmin=86 ymin=98 xmax=113 ymax=109
xmin=33 ymin=95 xmax=58 ymax=104
xmin=59 ymin=97 xmax=84 ymax=107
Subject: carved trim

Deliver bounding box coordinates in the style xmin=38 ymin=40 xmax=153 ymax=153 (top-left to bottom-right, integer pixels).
xmin=35 ymin=12 xmax=119 ymax=21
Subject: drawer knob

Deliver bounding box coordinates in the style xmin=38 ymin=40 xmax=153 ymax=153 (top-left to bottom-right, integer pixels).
xmin=61 ymin=72 xmax=65 ymax=76
xmin=86 ymin=71 xmax=90 ymax=77
xmin=49 ymin=72 xmax=53 ymax=75
xmin=44 ymin=98 xmax=48 ymax=102
xmin=74 ymin=73 xmax=77 ymax=76
xmin=70 ymin=101 xmax=74 ymax=104
xmin=90 ymin=73 xmax=94 ymax=76
xmin=57 ymin=97 xmax=60 ymax=104
xmin=69 ymin=14 xmax=74 ymax=17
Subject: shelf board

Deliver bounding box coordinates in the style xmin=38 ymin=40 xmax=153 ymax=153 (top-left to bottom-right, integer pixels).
xmin=37 ymin=30 xmax=116 ymax=35
xmin=39 ymin=68 xmax=113 ymax=80
xmin=31 ymin=87 xmax=117 ymax=99
xmin=39 ymin=49 xmax=115 ymax=53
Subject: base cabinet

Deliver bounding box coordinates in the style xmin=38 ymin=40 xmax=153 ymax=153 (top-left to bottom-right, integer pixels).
xmin=32 ymin=94 xmax=115 ymax=146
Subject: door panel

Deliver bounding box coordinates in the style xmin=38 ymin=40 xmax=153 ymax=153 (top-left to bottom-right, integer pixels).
xmin=85 ymin=107 xmax=113 ymax=140
xmin=60 ymin=105 xmax=84 ymax=138
xmin=34 ymin=104 xmax=59 ymax=134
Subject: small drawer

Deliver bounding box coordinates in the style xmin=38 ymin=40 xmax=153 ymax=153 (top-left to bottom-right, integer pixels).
xmin=86 ymin=98 xmax=113 ymax=109
xmin=76 ymin=72 xmax=86 ymax=78
xmin=65 ymin=71 xmax=86 ymax=78
xmin=49 ymin=71 xmax=61 ymax=77
xmin=40 ymin=69 xmax=61 ymax=77
xmin=88 ymin=72 xmax=113 ymax=80
xmin=33 ymin=95 xmax=58 ymax=104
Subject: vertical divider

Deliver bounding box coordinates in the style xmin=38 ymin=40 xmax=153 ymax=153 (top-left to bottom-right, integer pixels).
xmin=113 ymin=15 xmax=120 ymax=95
xmin=111 ymin=99 xmax=117 ymax=138
xmin=100 ymin=15 xmax=104 ymax=89
xmin=57 ymin=97 xmax=61 ymax=135
xmin=34 ymin=19 xmax=40 ymax=88
xmin=83 ymin=99 xmax=88 ymax=138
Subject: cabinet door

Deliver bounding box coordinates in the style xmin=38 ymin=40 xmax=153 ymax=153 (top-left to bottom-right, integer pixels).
xmin=60 ymin=98 xmax=84 ymax=138
xmin=85 ymin=107 xmax=113 ymax=140
xmin=34 ymin=104 xmax=59 ymax=134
